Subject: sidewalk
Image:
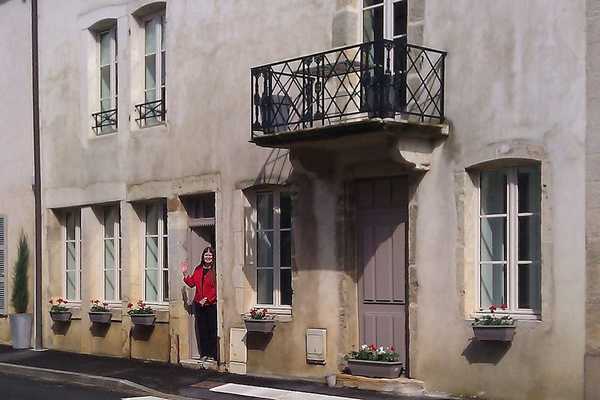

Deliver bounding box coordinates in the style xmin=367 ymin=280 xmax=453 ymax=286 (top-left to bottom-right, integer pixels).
xmin=0 ymin=345 xmax=451 ymax=400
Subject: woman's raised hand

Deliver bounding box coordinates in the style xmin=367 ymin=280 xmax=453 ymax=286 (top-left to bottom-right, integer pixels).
xmin=180 ymin=260 xmax=189 ymax=275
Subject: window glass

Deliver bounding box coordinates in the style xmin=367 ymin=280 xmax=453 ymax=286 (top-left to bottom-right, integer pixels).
xmin=480 ymin=263 xmax=506 ymax=309
xmin=480 ymin=170 xmax=507 ymax=215
xmin=480 ymin=217 xmax=506 ymax=262
xmin=257 ymin=193 xmax=273 ymax=230
xmin=145 ymin=268 xmax=158 ymax=301
xmin=257 ymin=269 xmax=274 ymax=304
xmin=363 ymin=6 xmax=384 ymax=42
xmin=280 ymin=192 xmax=292 ymax=229
xmin=518 ymin=263 xmax=541 ymax=309
xmin=393 ymin=1 xmax=407 ymax=37
xmin=280 ymin=269 xmax=292 ymax=306
xmin=518 ymin=167 xmax=541 ymax=213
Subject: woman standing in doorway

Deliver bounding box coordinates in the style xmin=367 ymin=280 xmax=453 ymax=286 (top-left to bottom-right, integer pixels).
xmin=181 ymin=246 xmax=217 ymax=361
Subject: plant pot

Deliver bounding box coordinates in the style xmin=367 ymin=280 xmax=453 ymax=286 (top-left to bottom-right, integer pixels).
xmin=244 ymin=319 xmax=276 ymax=333
xmin=472 ymin=325 xmax=516 ymax=342
xmin=130 ymin=314 xmax=156 ymax=326
xmin=50 ymin=311 xmax=72 ymax=323
xmin=89 ymin=312 xmax=112 ymax=324
xmin=9 ymin=313 xmax=32 ymax=349
xmin=347 ymin=359 xmax=403 ymax=379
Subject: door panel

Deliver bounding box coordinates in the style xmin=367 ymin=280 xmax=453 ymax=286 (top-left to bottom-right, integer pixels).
xmin=357 ymin=177 xmax=407 ymax=366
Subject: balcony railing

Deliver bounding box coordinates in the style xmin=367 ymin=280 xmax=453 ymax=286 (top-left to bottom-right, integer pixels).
xmin=135 ymin=99 xmax=166 ymax=126
xmin=92 ymin=108 xmax=117 ymax=134
xmin=251 ymin=40 xmax=447 ymax=140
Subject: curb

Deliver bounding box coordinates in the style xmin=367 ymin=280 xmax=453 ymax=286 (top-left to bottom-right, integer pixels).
xmin=0 ymin=362 xmax=198 ymax=400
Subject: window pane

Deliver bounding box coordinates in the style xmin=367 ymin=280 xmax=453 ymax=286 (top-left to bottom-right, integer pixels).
xmin=280 ymin=268 xmax=292 ymax=306
xmin=105 ymin=239 xmax=115 ymax=269
xmin=146 ymin=237 xmax=159 ymax=268
xmin=101 ymin=65 xmax=111 ymax=100
xmin=66 ymin=242 xmax=76 ymax=269
xmin=163 ymin=269 xmax=169 ymax=301
xmin=66 ymin=271 xmax=76 ymax=300
xmin=393 ymin=1 xmax=407 ymax=37
xmin=519 ymin=215 xmax=540 ymax=261
xmin=66 ymin=212 xmax=75 ymax=240
xmin=280 ymin=192 xmax=292 ymax=229
xmin=480 ymin=217 xmax=506 ymax=262
xmin=518 ymin=167 xmax=541 ymax=213
xmin=104 ymin=268 xmax=115 ymax=301
xmin=363 ymin=0 xmax=383 ymax=7
xmin=145 ymin=54 xmax=156 ymax=92
xmin=146 ymin=205 xmax=158 ymax=235
xmin=480 ymin=263 xmax=506 ymax=309
xmin=145 ymin=20 xmax=156 ymax=54
xmin=363 ymin=6 xmax=384 ymax=42
xmin=257 ymin=192 xmax=273 ymax=230
xmin=257 ymin=269 xmax=274 ymax=305
xmin=161 ymin=50 xmax=166 ymax=88
xmin=145 ymin=268 xmax=158 ymax=301
xmin=104 ymin=207 xmax=115 ymax=238
xmin=100 ymin=32 xmax=111 ymax=65
xmin=163 ymin=236 xmax=168 ymax=269
xmin=280 ymin=230 xmax=292 ymax=268
xmin=160 ymin=17 xmax=166 ymax=50
xmin=480 ymin=170 xmax=507 ymax=215
xmin=257 ymin=231 xmax=273 ymax=267
xmin=518 ymin=263 xmax=541 ymax=310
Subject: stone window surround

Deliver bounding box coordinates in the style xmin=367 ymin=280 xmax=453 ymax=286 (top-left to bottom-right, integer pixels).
xmin=458 ymin=142 xmax=551 ymax=322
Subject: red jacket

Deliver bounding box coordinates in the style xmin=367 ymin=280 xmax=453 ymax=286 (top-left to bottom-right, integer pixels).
xmin=184 ymin=266 xmax=217 ymax=305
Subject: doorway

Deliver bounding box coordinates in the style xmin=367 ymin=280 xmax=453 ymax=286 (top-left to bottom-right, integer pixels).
xmin=182 ymin=193 xmax=216 ymax=360
xmin=355 ymin=177 xmax=408 ymax=371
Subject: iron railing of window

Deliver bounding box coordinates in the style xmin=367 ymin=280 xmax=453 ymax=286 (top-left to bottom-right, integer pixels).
xmin=92 ymin=108 xmax=117 ymax=133
xmin=251 ymin=40 xmax=447 ymax=139
xmin=135 ymin=99 xmax=166 ymax=125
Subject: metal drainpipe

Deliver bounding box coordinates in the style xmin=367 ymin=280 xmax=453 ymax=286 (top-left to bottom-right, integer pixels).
xmin=31 ymin=0 xmax=43 ymax=351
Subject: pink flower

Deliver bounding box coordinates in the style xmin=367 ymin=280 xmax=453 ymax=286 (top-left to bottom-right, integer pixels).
xmin=489 ymin=305 xmax=497 ymax=313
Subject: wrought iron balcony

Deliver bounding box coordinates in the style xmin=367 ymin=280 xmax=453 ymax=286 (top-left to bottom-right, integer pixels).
xmin=135 ymin=98 xmax=166 ymax=126
xmin=92 ymin=108 xmax=117 ymax=134
xmin=250 ymin=40 xmax=447 ymax=142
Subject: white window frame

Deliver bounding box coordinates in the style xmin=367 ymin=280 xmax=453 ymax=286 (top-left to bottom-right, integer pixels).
xmin=98 ymin=26 xmax=118 ymax=134
xmin=142 ymin=201 xmax=168 ymax=305
xmin=143 ymin=13 xmax=166 ymax=109
xmin=253 ymin=189 xmax=293 ymax=310
xmin=361 ymin=0 xmax=407 ymax=41
xmin=0 ymin=215 xmax=6 ymax=315
xmin=102 ymin=205 xmax=121 ymax=303
xmin=64 ymin=209 xmax=82 ymax=303
xmin=476 ymin=167 xmax=541 ymax=317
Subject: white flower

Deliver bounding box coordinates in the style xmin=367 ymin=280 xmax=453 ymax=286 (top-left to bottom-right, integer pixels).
xmin=360 ymin=344 xmax=368 ymax=350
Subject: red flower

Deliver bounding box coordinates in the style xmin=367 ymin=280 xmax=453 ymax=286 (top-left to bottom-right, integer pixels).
xmin=500 ymin=304 xmax=507 ymax=310
xmin=489 ymin=305 xmax=497 ymax=313
xmin=369 ymin=344 xmax=377 ymax=351
xmin=102 ymin=302 xmax=108 ymax=307
xmin=57 ymin=298 xmax=64 ymax=304
xmin=127 ymin=303 xmax=133 ymax=308
xmin=390 ymin=346 xmax=396 ymax=352
xmin=49 ymin=300 xmax=53 ymax=305
xmin=63 ymin=300 xmax=68 ymax=304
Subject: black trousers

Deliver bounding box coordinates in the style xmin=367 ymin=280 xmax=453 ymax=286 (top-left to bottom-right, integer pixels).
xmin=194 ymin=302 xmax=217 ymax=359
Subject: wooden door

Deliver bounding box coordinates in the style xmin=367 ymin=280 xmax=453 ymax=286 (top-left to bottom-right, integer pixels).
xmin=356 ymin=177 xmax=408 ymax=365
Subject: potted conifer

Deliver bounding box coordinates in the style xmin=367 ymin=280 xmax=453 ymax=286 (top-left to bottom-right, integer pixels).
xmin=9 ymin=234 xmax=32 ymax=349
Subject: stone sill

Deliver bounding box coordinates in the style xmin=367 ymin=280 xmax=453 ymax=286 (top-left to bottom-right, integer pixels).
xmin=335 ymin=373 xmax=425 ymax=397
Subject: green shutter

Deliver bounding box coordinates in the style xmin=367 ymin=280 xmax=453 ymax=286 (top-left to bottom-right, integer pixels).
xmin=0 ymin=216 xmax=6 ymax=314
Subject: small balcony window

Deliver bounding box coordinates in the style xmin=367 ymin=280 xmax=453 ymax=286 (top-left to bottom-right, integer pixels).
xmin=93 ymin=27 xmax=118 ymax=134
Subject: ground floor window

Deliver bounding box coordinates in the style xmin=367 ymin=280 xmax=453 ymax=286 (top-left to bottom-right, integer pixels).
xmin=255 ymin=189 xmax=293 ymax=308
xmin=478 ymin=165 xmax=541 ymax=314
xmin=64 ymin=208 xmax=81 ymax=301
xmin=144 ymin=201 xmax=168 ymax=303
xmin=103 ymin=205 xmax=121 ymax=301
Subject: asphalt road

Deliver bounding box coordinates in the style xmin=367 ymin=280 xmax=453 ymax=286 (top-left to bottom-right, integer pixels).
xmin=0 ymin=373 xmax=147 ymax=400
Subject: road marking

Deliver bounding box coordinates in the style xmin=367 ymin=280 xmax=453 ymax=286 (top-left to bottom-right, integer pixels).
xmin=122 ymin=397 xmax=168 ymax=400
xmin=210 ymin=383 xmax=362 ymax=400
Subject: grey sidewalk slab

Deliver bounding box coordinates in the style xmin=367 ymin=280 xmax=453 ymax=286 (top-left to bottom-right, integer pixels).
xmin=0 ymin=345 xmax=448 ymax=400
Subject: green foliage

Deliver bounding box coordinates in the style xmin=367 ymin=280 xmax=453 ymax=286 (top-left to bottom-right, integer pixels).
xmin=347 ymin=344 xmax=400 ymax=362
xmin=11 ymin=233 xmax=29 ymax=314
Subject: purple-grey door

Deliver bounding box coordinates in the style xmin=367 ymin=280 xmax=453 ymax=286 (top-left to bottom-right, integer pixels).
xmin=356 ymin=177 xmax=408 ymax=365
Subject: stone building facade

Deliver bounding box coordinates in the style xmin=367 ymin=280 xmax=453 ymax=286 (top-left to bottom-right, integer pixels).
xmin=1 ymin=1 xmax=600 ymax=399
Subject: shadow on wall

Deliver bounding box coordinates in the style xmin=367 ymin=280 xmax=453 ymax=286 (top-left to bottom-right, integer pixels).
xmin=253 ymin=148 xmax=292 ymax=186
xmin=89 ymin=323 xmax=110 ymax=338
xmin=132 ymin=325 xmax=154 ymax=341
xmin=462 ymin=339 xmax=511 ymax=364
xmin=51 ymin=321 xmax=70 ymax=335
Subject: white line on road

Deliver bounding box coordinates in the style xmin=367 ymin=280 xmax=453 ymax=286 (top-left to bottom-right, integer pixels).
xmin=210 ymin=383 xmax=362 ymax=400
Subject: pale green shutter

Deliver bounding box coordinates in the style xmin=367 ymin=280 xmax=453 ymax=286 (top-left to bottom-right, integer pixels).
xmin=0 ymin=216 xmax=6 ymax=314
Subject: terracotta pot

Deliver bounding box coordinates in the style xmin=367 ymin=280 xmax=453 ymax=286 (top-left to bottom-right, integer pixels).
xmin=50 ymin=311 xmax=72 ymax=322
xmin=89 ymin=312 xmax=112 ymax=324
xmin=472 ymin=325 xmax=516 ymax=342
xmin=347 ymin=359 xmax=403 ymax=379
xmin=130 ymin=314 xmax=156 ymax=326
xmin=244 ymin=319 xmax=276 ymax=333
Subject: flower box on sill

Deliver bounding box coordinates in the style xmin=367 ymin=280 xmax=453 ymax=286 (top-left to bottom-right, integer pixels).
xmin=472 ymin=305 xmax=516 ymax=342
xmin=127 ymin=300 xmax=155 ymax=326
xmin=50 ymin=311 xmax=72 ymax=323
xmin=346 ymin=359 xmax=403 ymax=379
xmin=243 ymin=308 xmax=275 ymax=333
xmin=89 ymin=312 xmax=112 ymax=324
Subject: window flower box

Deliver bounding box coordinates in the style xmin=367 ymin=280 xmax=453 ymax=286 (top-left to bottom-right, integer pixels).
xmin=243 ymin=308 xmax=276 ymax=333
xmin=127 ymin=300 xmax=155 ymax=326
xmin=472 ymin=305 xmax=516 ymax=342
xmin=89 ymin=299 xmax=112 ymax=324
xmin=346 ymin=345 xmax=402 ymax=379
xmin=49 ymin=298 xmax=72 ymax=322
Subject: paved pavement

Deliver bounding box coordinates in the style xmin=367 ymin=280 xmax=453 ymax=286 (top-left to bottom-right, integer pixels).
xmin=0 ymin=345 xmax=450 ymax=400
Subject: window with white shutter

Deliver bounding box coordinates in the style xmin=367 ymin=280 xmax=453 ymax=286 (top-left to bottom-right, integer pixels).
xmin=0 ymin=216 xmax=6 ymax=314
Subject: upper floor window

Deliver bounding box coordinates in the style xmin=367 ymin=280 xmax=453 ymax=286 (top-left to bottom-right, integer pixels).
xmin=103 ymin=205 xmax=121 ymax=302
xmin=136 ymin=14 xmax=166 ymax=126
xmin=64 ymin=209 xmax=81 ymax=301
xmin=143 ymin=201 xmax=168 ymax=303
xmin=478 ymin=166 xmax=541 ymax=314
xmin=362 ymin=0 xmax=407 ymax=42
xmin=93 ymin=26 xmax=118 ymax=134
xmin=255 ymin=190 xmax=293 ymax=308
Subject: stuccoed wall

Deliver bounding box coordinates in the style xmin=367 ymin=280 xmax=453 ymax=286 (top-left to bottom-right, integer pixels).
xmin=0 ymin=0 xmax=36 ymax=345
